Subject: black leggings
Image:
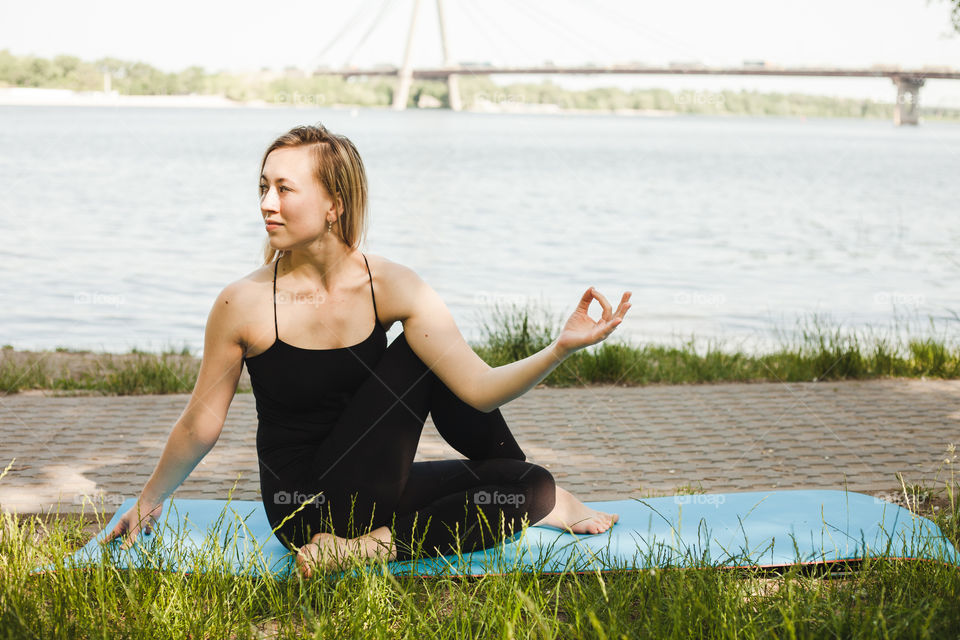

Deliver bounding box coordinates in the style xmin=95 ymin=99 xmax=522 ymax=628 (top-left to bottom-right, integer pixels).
xmin=262 ymin=331 xmax=557 ymax=561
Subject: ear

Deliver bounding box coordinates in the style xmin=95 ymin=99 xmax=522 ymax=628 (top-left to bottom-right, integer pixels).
xmin=324 ymin=195 xmax=343 ymax=222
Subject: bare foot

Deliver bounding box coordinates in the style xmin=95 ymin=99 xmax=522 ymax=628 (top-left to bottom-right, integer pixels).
xmin=296 ymin=533 xmax=347 ymax=578
xmin=296 ymin=527 xmax=396 ymax=578
xmin=534 ymin=485 xmax=620 ymax=535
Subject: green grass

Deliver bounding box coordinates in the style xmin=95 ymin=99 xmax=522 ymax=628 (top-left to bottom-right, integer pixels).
xmin=472 ymin=303 xmax=960 ymax=387
xmin=61 ymin=353 xmax=197 ymax=395
xmin=3 ymin=458 xmax=959 ymax=639
xmin=0 ymin=351 xmax=199 ymax=395
xmin=2 ymin=306 xmax=959 ymax=395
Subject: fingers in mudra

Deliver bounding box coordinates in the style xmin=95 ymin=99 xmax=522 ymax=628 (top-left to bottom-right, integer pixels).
xmin=564 ymin=287 xmax=632 ymax=350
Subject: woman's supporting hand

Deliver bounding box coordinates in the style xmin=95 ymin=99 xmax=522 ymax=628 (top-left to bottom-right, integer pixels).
xmin=555 ymin=287 xmax=632 ymax=357
xmin=99 ymin=499 xmax=163 ymax=551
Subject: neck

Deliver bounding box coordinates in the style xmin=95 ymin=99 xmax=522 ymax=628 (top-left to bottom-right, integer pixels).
xmin=279 ymin=239 xmax=356 ymax=290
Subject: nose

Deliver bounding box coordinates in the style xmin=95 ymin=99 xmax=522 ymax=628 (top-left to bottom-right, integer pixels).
xmin=260 ymin=185 xmax=280 ymax=214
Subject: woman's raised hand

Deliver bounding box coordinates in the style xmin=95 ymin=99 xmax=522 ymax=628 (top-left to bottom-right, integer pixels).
xmin=99 ymin=499 xmax=163 ymax=551
xmin=555 ymin=287 xmax=632 ymax=357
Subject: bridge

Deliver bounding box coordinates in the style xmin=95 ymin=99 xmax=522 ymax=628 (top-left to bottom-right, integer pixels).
xmin=312 ymin=0 xmax=960 ymax=125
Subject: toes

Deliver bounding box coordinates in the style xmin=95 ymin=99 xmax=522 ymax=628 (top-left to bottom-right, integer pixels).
xmin=598 ymin=512 xmax=619 ymax=527
xmin=296 ymin=546 xmax=314 ymax=578
xmin=589 ymin=517 xmax=607 ymax=534
xmin=597 ymin=513 xmax=618 ymax=531
xmin=563 ymin=510 xmax=622 ymax=535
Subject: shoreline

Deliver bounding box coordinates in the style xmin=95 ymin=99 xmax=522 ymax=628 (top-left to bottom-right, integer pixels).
xmin=3 ymin=86 xmax=949 ymax=121
xmin=0 ymin=88 xmax=675 ymax=116
xmin=3 ymin=334 xmax=957 ymax=396
xmin=0 ymin=87 xmax=681 ymax=117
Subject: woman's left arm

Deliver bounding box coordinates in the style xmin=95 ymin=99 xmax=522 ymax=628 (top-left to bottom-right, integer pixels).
xmin=396 ymin=265 xmax=632 ymax=413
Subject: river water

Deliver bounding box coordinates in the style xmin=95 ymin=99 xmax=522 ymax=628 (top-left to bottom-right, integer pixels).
xmin=1 ymin=105 xmax=957 ymax=355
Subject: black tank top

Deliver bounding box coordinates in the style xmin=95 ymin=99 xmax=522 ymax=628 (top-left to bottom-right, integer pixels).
xmin=244 ymin=252 xmax=388 ymax=462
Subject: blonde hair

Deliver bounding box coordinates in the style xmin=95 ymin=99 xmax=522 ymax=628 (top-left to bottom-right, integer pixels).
xmin=259 ymin=124 xmax=369 ymax=264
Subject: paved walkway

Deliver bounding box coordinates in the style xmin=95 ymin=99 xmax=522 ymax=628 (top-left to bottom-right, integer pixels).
xmin=1 ymin=379 xmax=958 ymax=518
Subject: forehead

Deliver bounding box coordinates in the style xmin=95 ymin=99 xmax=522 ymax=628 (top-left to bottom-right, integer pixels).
xmin=262 ymin=145 xmax=316 ymax=179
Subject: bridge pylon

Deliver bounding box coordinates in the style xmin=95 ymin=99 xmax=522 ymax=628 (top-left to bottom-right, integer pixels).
xmin=392 ymin=0 xmax=422 ymax=110
xmin=892 ymin=75 xmax=925 ymax=126
xmin=392 ymin=0 xmax=461 ymax=111
xmin=436 ymin=0 xmax=461 ymax=111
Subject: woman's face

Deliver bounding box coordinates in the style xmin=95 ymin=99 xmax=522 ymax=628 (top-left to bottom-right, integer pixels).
xmin=259 ymin=145 xmax=339 ymax=250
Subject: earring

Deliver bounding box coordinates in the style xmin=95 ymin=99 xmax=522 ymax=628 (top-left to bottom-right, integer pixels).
xmin=327 ymin=220 xmax=332 ymax=232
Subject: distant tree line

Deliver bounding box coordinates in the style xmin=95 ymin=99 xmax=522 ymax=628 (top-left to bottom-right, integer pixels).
xmin=2 ymin=50 xmax=958 ymax=121
xmin=0 ymin=50 xmax=209 ymax=94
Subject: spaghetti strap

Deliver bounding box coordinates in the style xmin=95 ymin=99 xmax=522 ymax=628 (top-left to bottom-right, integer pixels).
xmin=272 ymin=258 xmax=279 ymax=341
xmin=361 ymin=252 xmax=380 ymax=326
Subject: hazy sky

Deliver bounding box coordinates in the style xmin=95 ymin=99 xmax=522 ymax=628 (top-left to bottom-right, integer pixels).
xmin=4 ymin=0 xmax=960 ymax=105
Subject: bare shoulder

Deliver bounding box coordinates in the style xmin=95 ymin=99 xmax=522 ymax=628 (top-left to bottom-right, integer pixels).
xmin=363 ymin=253 xmax=425 ymax=324
xmin=208 ymin=264 xmax=276 ymax=347
xmin=217 ymin=264 xmax=274 ymax=309
xmin=364 ymin=253 xmax=420 ymax=286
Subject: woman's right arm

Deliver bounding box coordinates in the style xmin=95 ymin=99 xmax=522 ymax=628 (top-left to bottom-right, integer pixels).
xmin=101 ymin=283 xmax=247 ymax=549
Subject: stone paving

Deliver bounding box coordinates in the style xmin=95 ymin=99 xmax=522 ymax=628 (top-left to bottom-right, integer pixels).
xmin=1 ymin=378 xmax=958 ymax=519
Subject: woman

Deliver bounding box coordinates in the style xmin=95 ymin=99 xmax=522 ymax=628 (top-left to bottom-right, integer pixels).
xmin=102 ymin=124 xmax=632 ymax=577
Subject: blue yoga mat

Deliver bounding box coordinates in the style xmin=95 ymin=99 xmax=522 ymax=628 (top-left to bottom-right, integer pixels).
xmin=33 ymin=490 xmax=959 ymax=580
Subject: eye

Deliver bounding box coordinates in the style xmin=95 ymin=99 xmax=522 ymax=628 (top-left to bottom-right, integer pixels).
xmin=258 ymin=183 xmax=267 ymax=192
xmin=279 ymin=186 xmax=291 ymax=192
